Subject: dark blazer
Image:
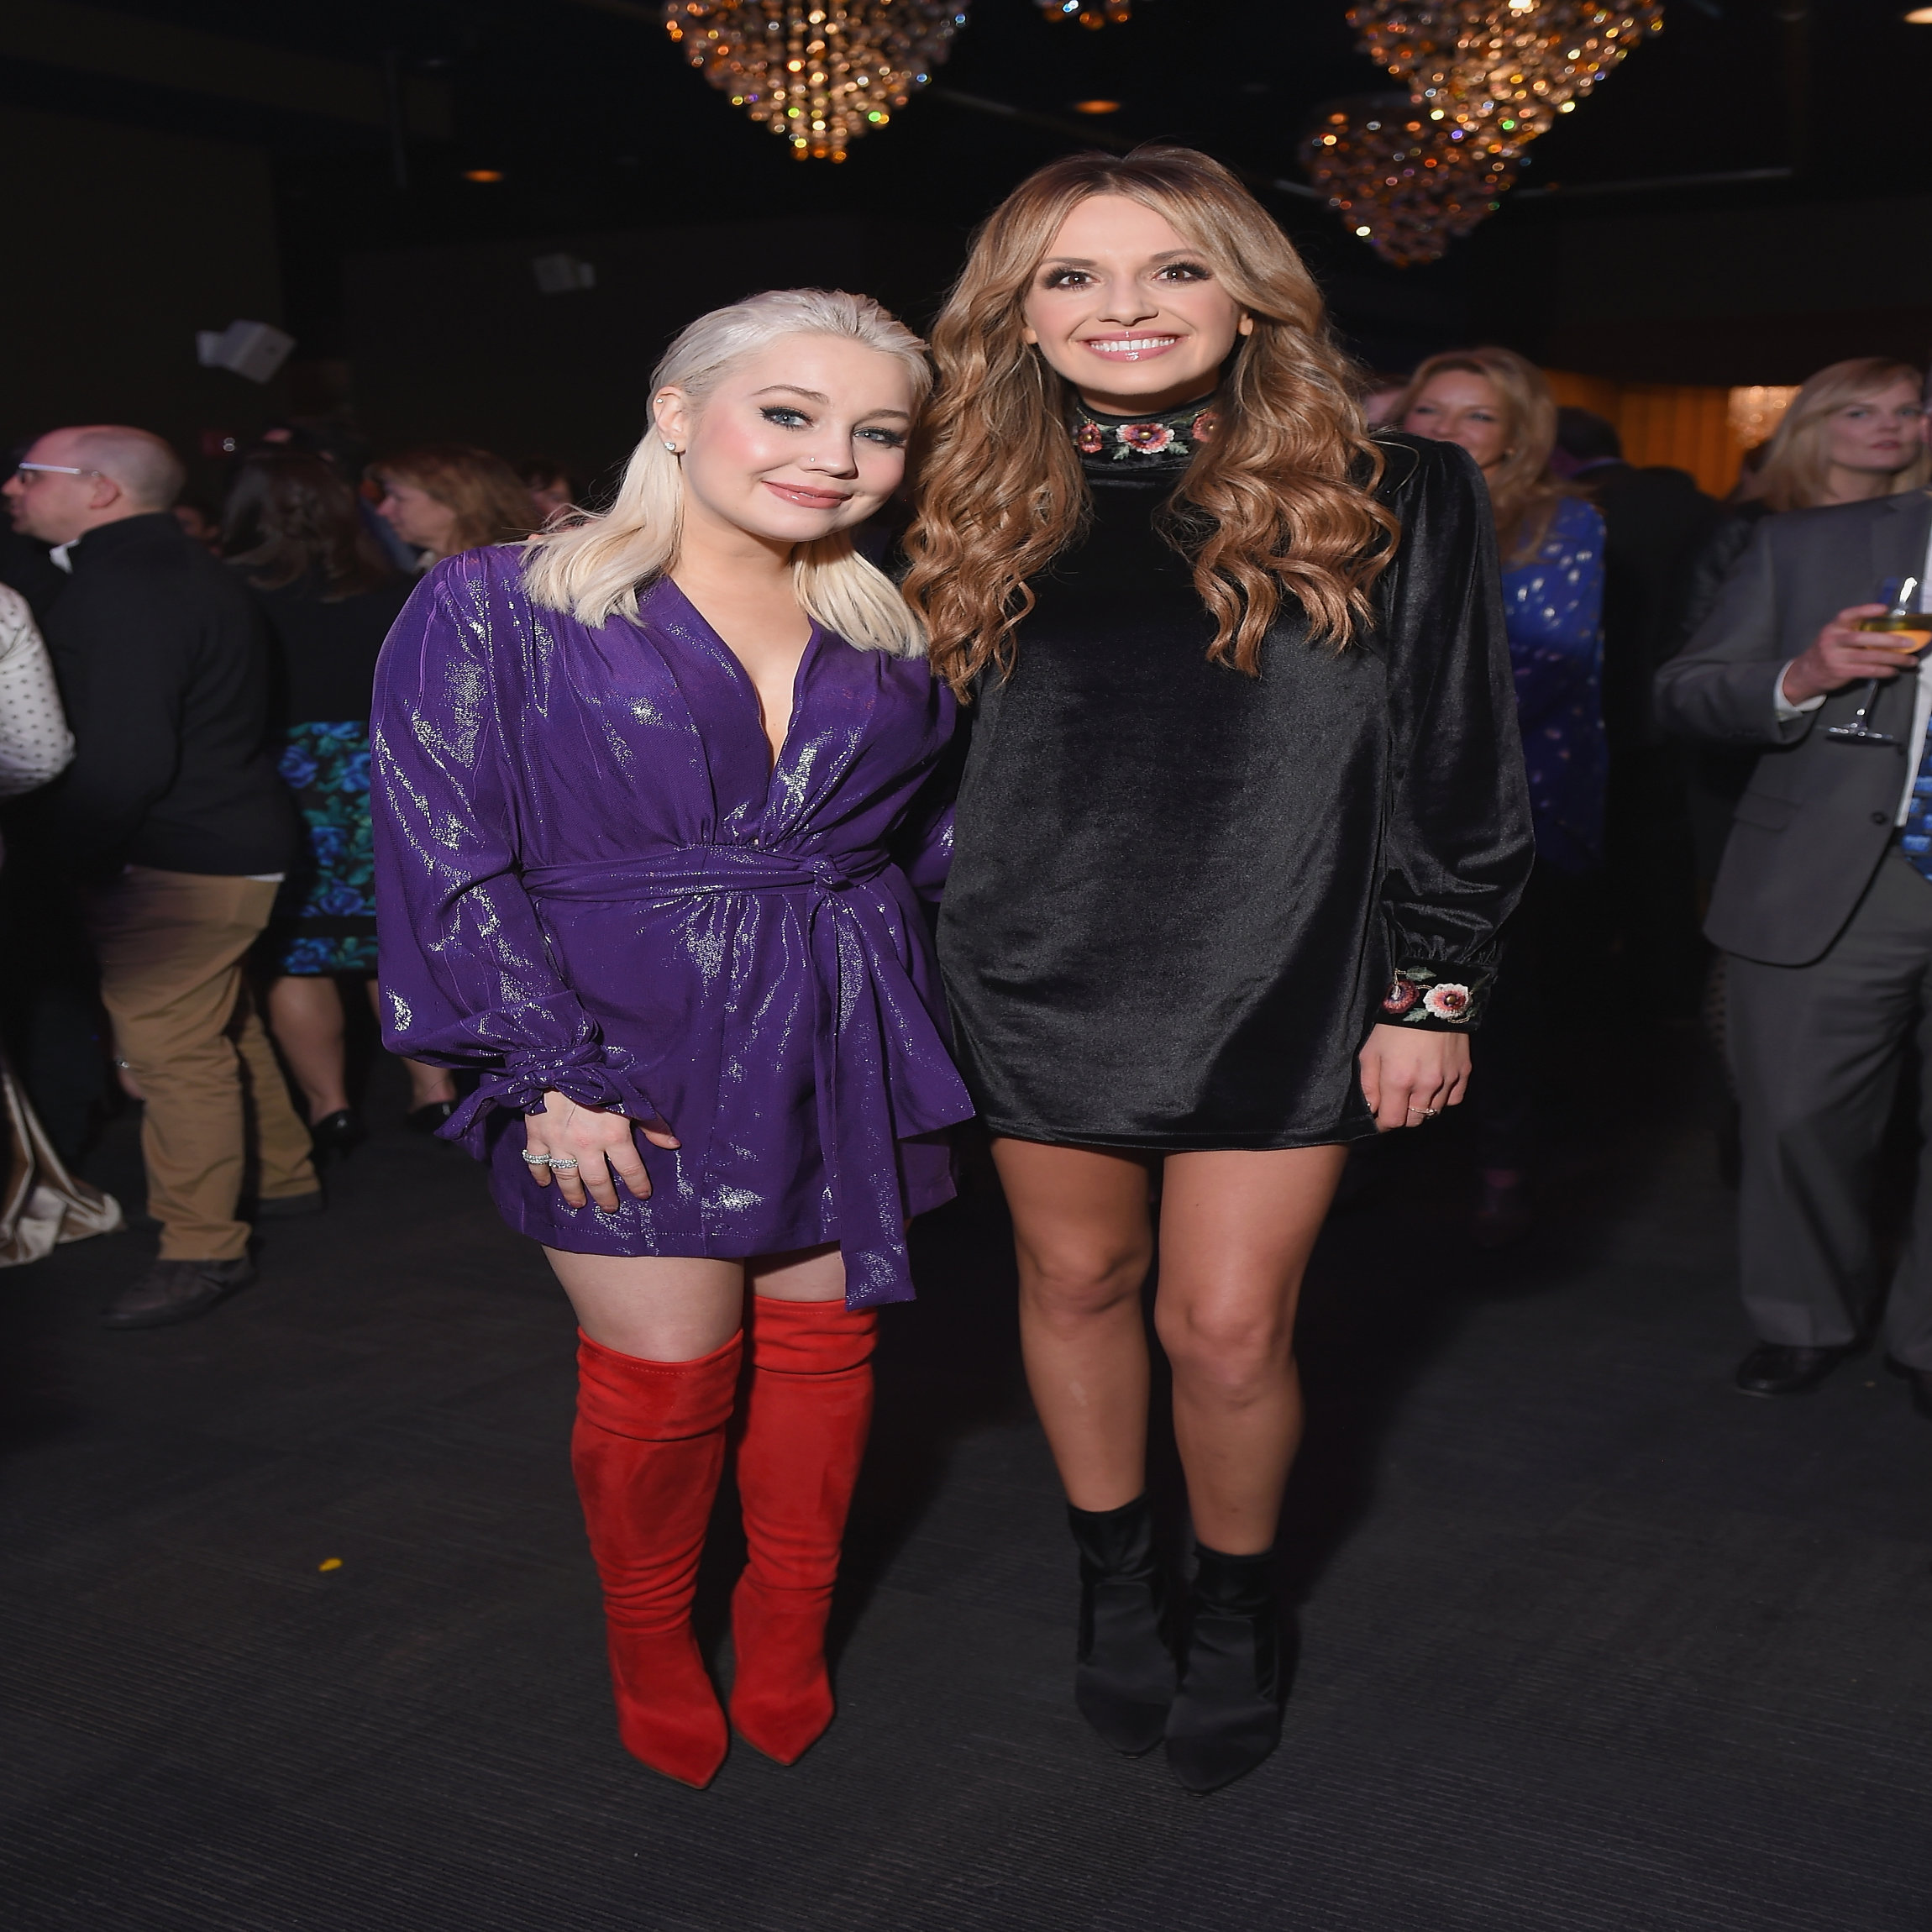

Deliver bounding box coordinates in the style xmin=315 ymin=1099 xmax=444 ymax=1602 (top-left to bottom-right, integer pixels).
xmin=1652 ymin=488 xmax=1932 ymax=965
xmin=41 ymin=512 xmax=297 ymax=878
xmin=1577 ymin=459 xmax=1720 ymax=752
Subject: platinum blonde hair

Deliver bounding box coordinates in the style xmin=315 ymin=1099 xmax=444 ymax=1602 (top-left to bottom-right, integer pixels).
xmin=522 ymin=288 xmax=931 ymax=654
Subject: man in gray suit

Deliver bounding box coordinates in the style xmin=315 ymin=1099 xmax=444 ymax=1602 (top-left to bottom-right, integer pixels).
xmin=1656 ymin=480 xmax=1932 ymax=1409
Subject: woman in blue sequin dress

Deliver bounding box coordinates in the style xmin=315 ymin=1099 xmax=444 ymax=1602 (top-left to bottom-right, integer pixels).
xmin=223 ymin=454 xmax=454 ymax=1152
xmin=1399 ymin=348 xmax=1606 ymax=1237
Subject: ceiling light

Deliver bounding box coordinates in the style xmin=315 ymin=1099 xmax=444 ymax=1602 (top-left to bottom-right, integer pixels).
xmin=1071 ymin=99 xmax=1122 ymax=113
xmin=1907 ymin=7 xmax=1932 ymax=21
xmin=462 ymin=168 xmax=506 ymax=182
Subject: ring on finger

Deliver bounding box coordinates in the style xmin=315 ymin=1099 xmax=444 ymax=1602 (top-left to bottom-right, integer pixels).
xmin=520 ymin=1149 xmax=553 ymax=1166
xmin=547 ymin=1155 xmax=580 ymax=1170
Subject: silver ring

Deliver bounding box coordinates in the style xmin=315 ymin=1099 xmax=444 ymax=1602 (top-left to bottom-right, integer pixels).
xmin=547 ymin=1156 xmax=580 ymax=1171
xmin=520 ymin=1149 xmax=551 ymax=1166
xmin=1406 ymin=1105 xmax=1427 ymax=1114
xmin=1423 ymin=1107 xmax=1441 ymax=1118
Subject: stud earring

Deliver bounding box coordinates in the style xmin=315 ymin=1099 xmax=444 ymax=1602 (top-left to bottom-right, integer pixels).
xmin=663 ymin=439 xmax=680 ymax=453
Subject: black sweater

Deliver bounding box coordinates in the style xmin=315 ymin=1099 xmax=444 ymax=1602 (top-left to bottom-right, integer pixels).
xmin=43 ymin=513 xmax=297 ymax=877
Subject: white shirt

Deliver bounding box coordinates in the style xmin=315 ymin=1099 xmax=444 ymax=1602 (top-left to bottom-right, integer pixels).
xmin=0 ymin=584 xmax=75 ymax=798
xmin=1773 ymin=529 xmax=1932 ymax=827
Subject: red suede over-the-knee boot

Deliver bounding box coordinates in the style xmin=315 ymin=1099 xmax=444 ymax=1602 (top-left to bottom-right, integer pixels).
xmin=727 ymin=1294 xmax=878 ymax=1764
xmin=572 ymin=1326 xmax=742 ymax=1788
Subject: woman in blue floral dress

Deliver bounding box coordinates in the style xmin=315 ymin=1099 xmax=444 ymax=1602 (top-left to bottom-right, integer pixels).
xmin=1399 ymin=349 xmax=1606 ymax=1239
xmin=223 ymin=454 xmax=453 ymax=1151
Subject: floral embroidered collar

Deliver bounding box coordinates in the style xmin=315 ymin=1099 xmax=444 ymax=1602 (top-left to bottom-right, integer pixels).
xmin=1072 ymin=396 xmax=1220 ymax=466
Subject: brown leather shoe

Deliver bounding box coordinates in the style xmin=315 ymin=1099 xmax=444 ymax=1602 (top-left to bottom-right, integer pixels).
xmin=1734 ymin=1342 xmax=1857 ymax=1397
xmin=101 ymin=1257 xmax=255 ymax=1330
xmin=1885 ymin=1357 xmax=1932 ymax=1419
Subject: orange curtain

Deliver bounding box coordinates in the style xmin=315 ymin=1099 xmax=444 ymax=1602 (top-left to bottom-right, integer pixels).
xmin=1544 ymin=370 xmax=1741 ymax=499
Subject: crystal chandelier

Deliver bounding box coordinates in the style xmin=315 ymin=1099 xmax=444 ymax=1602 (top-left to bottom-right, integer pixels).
xmin=1037 ymin=0 xmax=1135 ymax=24
xmin=663 ymin=2 xmax=966 ymax=160
xmin=1348 ymin=1 xmax=1663 ymax=160
xmin=1300 ymin=95 xmax=1516 ymax=268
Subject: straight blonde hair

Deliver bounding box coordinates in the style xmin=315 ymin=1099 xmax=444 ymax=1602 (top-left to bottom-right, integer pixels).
xmin=522 ymin=289 xmax=931 ymax=655
xmin=1744 ymin=357 xmax=1929 ymax=514
xmin=1390 ymin=347 xmax=1562 ymax=564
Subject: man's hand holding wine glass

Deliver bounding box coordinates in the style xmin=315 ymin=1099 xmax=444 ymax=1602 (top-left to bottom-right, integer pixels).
xmin=1780 ymin=603 xmax=1921 ymax=705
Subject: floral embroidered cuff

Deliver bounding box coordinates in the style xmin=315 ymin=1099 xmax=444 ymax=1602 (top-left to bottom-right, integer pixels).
xmin=1380 ymin=963 xmax=1494 ymax=1030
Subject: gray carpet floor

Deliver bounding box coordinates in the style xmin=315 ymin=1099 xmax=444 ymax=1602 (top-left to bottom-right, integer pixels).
xmin=2 ymin=1046 xmax=1929 ymax=1931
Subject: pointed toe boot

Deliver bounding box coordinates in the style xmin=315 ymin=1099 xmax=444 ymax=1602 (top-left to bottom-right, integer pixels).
xmin=1068 ymin=1493 xmax=1175 ymax=1756
xmin=1164 ymin=1544 xmax=1285 ymax=1794
xmin=572 ymin=1328 xmax=742 ymax=1789
xmin=727 ymin=1294 xmax=877 ymax=1766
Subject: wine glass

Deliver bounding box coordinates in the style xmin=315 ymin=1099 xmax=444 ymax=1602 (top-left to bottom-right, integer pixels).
xmin=1826 ymin=574 xmax=1928 ymax=745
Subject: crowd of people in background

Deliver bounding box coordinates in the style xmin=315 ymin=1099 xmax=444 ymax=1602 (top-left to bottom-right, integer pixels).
xmin=0 ymin=421 xmax=562 ymax=1324
xmin=0 ymin=345 xmax=1924 ymax=1354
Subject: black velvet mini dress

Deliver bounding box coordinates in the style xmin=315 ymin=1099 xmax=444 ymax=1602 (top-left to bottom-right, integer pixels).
xmin=937 ymin=402 xmax=1534 ymax=1152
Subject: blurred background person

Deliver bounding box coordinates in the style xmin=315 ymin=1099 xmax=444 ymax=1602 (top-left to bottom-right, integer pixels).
xmin=171 ymin=496 xmax=223 ymax=552
xmin=0 ymin=579 xmax=119 ymax=1264
xmin=1357 ymin=371 xmax=1411 ymax=430
xmin=222 ymin=451 xmax=454 ymax=1146
xmin=3 ymin=424 xmax=317 ymax=1328
xmin=1399 ymin=349 xmax=1607 ymax=1243
xmin=1556 ymin=407 xmax=1719 ymax=1021
xmin=1675 ymin=359 xmax=1930 ymax=900
xmin=515 ymin=456 xmax=578 ymax=528
xmin=372 ymin=444 xmax=533 ymax=567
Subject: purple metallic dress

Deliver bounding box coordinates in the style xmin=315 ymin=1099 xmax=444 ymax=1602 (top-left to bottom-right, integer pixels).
xmin=370 ymin=548 xmax=973 ymax=1307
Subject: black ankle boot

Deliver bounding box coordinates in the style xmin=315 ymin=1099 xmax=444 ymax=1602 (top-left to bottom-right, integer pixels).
xmin=1067 ymin=1494 xmax=1175 ymax=1756
xmin=1165 ymin=1543 xmax=1284 ymax=1793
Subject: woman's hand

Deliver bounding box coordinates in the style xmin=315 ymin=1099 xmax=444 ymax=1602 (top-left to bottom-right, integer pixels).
xmin=523 ymin=1091 xmax=680 ymax=1212
xmin=1357 ymin=1024 xmax=1470 ymax=1132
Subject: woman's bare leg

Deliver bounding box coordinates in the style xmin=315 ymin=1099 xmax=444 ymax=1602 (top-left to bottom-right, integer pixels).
xmin=545 ymin=1250 xmax=748 ymax=1360
xmin=264 ymin=974 xmax=348 ymax=1122
xmin=991 ymin=1138 xmax=1156 ymax=1513
xmin=361 ymin=979 xmax=456 ymax=1108
xmin=748 ymin=1241 xmax=847 ymax=1304
xmin=1153 ymin=1145 xmax=1350 ymax=1554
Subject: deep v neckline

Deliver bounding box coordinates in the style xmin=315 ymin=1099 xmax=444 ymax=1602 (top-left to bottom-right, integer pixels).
xmin=660 ymin=579 xmax=821 ymax=780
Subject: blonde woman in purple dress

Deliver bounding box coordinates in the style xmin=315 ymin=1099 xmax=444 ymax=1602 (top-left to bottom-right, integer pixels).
xmin=373 ymin=291 xmax=971 ymax=1788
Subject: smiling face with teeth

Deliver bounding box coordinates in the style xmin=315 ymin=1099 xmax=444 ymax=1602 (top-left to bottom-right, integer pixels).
xmin=1021 ymin=193 xmax=1253 ymax=418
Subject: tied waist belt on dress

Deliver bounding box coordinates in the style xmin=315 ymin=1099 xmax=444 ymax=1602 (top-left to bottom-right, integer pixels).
xmin=520 ymin=843 xmax=890 ymax=903
xmin=518 ymin=844 xmax=973 ymax=1309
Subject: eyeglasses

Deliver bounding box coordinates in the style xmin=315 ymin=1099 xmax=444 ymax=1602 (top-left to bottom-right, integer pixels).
xmin=8 ymin=462 xmax=102 ymax=486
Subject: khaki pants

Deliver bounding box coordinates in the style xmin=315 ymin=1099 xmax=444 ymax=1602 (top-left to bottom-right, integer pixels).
xmin=83 ymin=867 xmax=316 ymax=1262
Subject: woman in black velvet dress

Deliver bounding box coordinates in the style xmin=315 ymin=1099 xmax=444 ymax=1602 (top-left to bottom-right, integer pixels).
xmin=906 ymin=149 xmax=1532 ymax=1793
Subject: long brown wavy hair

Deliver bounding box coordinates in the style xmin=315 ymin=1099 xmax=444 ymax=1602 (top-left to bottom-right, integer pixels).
xmin=1390 ymin=347 xmax=1562 ymax=564
xmin=903 ymin=147 xmax=1399 ymax=693
xmin=223 ymin=452 xmax=394 ymax=601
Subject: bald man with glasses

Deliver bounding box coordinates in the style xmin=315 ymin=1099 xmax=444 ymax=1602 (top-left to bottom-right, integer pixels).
xmin=5 ymin=426 xmax=317 ymax=1326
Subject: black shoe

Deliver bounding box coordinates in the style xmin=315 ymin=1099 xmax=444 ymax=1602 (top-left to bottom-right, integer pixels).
xmin=252 ymin=1190 xmax=324 ymax=1220
xmin=1735 ymin=1342 xmax=1858 ymax=1397
xmin=1165 ymin=1544 xmax=1285 ymax=1794
xmin=102 ymin=1257 xmax=254 ymax=1330
xmin=1884 ymin=1356 xmax=1932 ymax=1419
xmin=309 ymin=1109 xmax=366 ymax=1161
xmin=1067 ymin=1494 xmax=1175 ymax=1756
xmin=405 ymin=1100 xmax=459 ymax=1135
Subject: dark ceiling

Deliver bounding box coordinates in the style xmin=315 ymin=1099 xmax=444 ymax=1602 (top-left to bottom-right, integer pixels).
xmin=0 ymin=0 xmax=1917 ymax=349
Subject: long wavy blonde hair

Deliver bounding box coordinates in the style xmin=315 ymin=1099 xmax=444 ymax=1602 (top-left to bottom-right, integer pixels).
xmin=902 ymin=147 xmax=1398 ymax=692
xmin=1390 ymin=346 xmax=1562 ymax=564
xmin=1743 ymin=357 xmax=1929 ymax=515
xmin=522 ymin=289 xmax=931 ymax=655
